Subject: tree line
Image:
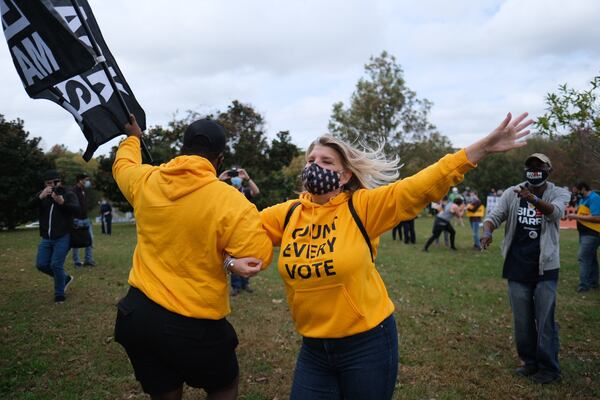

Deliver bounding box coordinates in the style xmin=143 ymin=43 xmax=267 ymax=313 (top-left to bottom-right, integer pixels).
xmin=1 ymin=52 xmax=598 ymax=229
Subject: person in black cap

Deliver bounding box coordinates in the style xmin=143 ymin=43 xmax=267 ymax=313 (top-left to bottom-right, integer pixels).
xmin=29 ymin=170 xmax=80 ymax=303
xmin=71 ymin=172 xmax=96 ymax=267
xmin=113 ymin=115 xmax=273 ymax=400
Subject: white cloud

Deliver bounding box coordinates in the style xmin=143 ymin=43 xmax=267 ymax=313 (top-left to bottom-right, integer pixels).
xmin=1 ymin=0 xmax=599 ymax=156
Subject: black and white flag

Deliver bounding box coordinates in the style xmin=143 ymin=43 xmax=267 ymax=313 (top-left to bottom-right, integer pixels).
xmin=2 ymin=0 xmax=146 ymax=161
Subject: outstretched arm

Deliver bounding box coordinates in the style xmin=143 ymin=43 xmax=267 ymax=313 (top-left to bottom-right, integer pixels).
xmin=356 ymin=113 xmax=533 ymax=238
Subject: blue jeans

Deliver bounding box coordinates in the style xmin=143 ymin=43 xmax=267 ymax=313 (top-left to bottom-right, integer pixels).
xmin=508 ymin=280 xmax=560 ymax=375
xmin=36 ymin=233 xmax=71 ymax=297
xmin=578 ymin=234 xmax=600 ymax=290
xmin=470 ymin=220 xmax=481 ymax=248
xmin=290 ymin=315 xmax=398 ymax=400
xmin=72 ymin=218 xmax=93 ymax=264
xmin=231 ymin=275 xmax=249 ymax=290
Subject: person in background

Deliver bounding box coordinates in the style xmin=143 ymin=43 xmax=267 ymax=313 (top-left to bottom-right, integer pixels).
xmin=114 ymin=115 xmax=273 ymax=400
xmin=219 ymin=167 xmax=260 ymax=296
xmin=481 ymin=153 xmax=569 ymax=384
xmin=567 ymin=182 xmax=600 ymax=292
xmin=423 ymin=197 xmax=464 ymax=251
xmin=100 ymin=199 xmax=113 ymax=235
xmin=72 ymin=173 xmax=96 ymax=267
xmin=466 ymin=190 xmax=485 ymax=250
xmin=401 ymin=218 xmax=416 ymax=244
xmin=391 ymin=221 xmax=403 ymax=241
xmin=30 ymin=170 xmax=79 ymax=303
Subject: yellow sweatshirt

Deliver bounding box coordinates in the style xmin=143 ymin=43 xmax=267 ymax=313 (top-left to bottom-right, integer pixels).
xmin=113 ymin=136 xmax=273 ymax=319
xmin=260 ymin=150 xmax=475 ymax=338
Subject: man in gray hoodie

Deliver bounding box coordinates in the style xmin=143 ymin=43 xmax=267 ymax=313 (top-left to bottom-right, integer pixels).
xmin=481 ymin=153 xmax=569 ymax=385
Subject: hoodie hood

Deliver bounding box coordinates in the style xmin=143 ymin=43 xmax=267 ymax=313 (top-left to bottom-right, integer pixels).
xmin=157 ymin=155 xmax=218 ymax=200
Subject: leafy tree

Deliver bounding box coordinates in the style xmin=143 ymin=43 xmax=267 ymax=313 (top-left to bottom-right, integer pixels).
xmin=328 ymin=51 xmax=438 ymax=154
xmin=397 ymin=132 xmax=454 ymax=178
xmin=537 ymin=74 xmax=600 ymax=162
xmin=217 ymin=100 xmax=270 ymax=172
xmin=0 ymin=115 xmax=53 ymax=230
xmin=216 ymin=101 xmax=299 ymax=208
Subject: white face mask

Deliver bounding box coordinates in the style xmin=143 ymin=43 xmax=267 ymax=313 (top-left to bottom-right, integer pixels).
xmin=84 ymin=180 xmax=92 ymax=189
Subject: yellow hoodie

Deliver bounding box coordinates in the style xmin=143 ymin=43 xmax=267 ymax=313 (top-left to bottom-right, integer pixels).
xmin=113 ymin=136 xmax=273 ymax=319
xmin=260 ymin=150 xmax=475 ymax=338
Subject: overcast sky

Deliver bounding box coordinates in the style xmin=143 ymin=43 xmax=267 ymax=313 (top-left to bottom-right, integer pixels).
xmin=1 ymin=0 xmax=599 ymax=156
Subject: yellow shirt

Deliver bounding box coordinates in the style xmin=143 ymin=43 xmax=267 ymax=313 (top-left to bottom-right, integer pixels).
xmin=261 ymin=150 xmax=475 ymax=338
xmin=113 ymin=136 xmax=273 ymax=319
xmin=577 ymin=204 xmax=600 ymax=233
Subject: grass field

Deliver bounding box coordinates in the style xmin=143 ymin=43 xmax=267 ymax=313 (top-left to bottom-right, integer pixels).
xmin=1 ymin=217 xmax=598 ymax=399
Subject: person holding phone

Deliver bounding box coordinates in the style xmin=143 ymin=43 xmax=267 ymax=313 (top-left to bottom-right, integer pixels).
xmin=29 ymin=170 xmax=80 ymax=303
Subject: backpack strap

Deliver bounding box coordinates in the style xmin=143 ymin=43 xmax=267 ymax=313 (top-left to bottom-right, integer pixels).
xmin=283 ymin=201 xmax=301 ymax=231
xmin=348 ymin=195 xmax=374 ymax=262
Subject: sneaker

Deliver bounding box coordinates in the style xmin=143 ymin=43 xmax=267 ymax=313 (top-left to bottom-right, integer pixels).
xmin=64 ymin=275 xmax=74 ymax=292
xmin=74 ymin=262 xmax=83 ymax=268
xmin=84 ymin=261 xmax=96 ymax=267
xmin=243 ymin=287 xmax=253 ymax=293
xmin=576 ymin=286 xmax=589 ymax=293
xmin=54 ymin=295 xmax=66 ymax=303
xmin=531 ymin=370 xmax=561 ymax=384
xmin=515 ymin=365 xmax=538 ymax=377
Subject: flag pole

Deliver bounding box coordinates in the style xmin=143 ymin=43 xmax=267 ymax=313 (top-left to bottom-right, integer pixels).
xmin=69 ymin=0 xmax=153 ymax=164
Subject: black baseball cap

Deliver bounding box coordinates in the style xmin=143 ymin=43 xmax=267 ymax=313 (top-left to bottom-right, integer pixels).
xmin=76 ymin=172 xmax=89 ymax=181
xmin=182 ymin=119 xmax=226 ymax=155
xmin=43 ymin=169 xmax=60 ymax=181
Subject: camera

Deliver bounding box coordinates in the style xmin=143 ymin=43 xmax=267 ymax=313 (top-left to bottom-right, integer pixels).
xmin=228 ymin=168 xmax=239 ymax=178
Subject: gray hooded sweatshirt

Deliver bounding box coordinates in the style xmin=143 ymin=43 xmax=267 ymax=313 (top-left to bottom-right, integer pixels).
xmin=484 ymin=181 xmax=570 ymax=275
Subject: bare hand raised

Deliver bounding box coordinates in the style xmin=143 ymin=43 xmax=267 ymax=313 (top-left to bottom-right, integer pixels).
xmin=466 ymin=113 xmax=533 ymax=164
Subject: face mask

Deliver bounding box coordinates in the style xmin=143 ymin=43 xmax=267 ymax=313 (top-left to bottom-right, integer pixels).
xmin=231 ymin=177 xmax=242 ymax=187
xmin=84 ymin=180 xmax=92 ymax=189
xmin=524 ymin=169 xmax=548 ymax=187
xmin=301 ymin=162 xmax=341 ymax=195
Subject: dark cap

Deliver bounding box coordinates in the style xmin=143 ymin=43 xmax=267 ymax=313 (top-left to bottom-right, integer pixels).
xmin=182 ymin=119 xmax=226 ymax=155
xmin=43 ymin=169 xmax=60 ymax=181
xmin=525 ymin=153 xmax=552 ymax=169
xmin=76 ymin=172 xmax=89 ymax=181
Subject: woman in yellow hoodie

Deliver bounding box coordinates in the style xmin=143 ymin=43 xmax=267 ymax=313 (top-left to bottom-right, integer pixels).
xmin=256 ymin=112 xmax=533 ymax=399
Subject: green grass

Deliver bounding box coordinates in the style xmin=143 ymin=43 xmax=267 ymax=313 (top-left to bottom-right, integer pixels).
xmin=1 ymin=218 xmax=598 ymax=399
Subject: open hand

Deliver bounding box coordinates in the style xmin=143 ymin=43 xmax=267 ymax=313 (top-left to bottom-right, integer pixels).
xmin=484 ymin=113 xmax=533 ymax=154
xmin=466 ymin=113 xmax=533 ymax=164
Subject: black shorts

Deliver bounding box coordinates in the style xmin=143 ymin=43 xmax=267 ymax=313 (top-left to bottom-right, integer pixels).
xmin=114 ymin=287 xmax=239 ymax=395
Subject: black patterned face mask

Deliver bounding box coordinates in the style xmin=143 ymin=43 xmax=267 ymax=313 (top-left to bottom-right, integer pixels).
xmin=301 ymin=162 xmax=341 ymax=195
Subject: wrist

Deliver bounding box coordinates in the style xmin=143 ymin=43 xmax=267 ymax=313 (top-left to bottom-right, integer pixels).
xmin=483 ymin=229 xmax=493 ymax=238
xmin=223 ymin=256 xmax=235 ymax=275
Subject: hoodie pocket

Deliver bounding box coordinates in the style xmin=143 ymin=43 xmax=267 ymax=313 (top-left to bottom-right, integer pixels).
xmin=292 ymin=283 xmax=365 ymax=336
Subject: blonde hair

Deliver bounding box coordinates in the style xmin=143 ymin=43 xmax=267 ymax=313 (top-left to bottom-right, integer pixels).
xmin=306 ymin=135 xmax=400 ymax=190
